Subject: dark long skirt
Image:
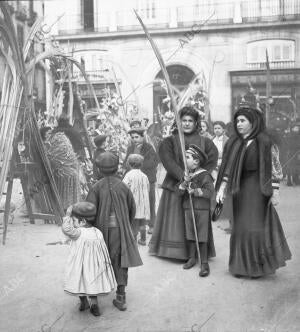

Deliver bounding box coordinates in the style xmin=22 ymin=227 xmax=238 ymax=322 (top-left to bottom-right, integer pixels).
xmin=149 ymin=190 xmax=188 ymax=260
xmin=149 ymin=189 xmax=216 ymax=260
xmin=230 ymin=171 xmax=291 ymax=277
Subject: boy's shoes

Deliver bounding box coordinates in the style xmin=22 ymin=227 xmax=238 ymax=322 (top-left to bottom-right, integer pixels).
xmin=113 ymin=293 xmax=127 ymax=311
xmin=147 ymin=227 xmax=153 ymax=234
xmin=199 ymin=263 xmax=210 ymax=277
xmin=79 ymin=296 xmax=89 ymax=311
xmin=138 ymin=239 xmax=146 ymax=246
xmin=183 ymin=258 xmax=196 ymax=269
xmin=90 ymin=304 xmax=101 ymax=316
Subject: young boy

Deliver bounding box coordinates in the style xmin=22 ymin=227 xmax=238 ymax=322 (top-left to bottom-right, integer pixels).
xmin=123 ymin=154 xmax=150 ymax=246
xmin=86 ymin=152 xmax=143 ymax=311
xmin=179 ymin=144 xmax=216 ymax=277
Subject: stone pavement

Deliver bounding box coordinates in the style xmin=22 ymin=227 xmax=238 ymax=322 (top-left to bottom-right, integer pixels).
xmin=0 ymin=183 xmax=299 ymax=332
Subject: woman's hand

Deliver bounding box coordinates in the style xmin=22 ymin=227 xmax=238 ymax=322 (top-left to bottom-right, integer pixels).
xmin=216 ymin=190 xmax=225 ymax=204
xmin=271 ymin=190 xmax=279 ymax=206
xmin=216 ymin=181 xmax=227 ymax=204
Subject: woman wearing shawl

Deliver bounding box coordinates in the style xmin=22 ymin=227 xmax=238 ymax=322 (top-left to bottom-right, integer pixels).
xmin=149 ymin=106 xmax=218 ymax=260
xmin=216 ymin=106 xmax=291 ymax=278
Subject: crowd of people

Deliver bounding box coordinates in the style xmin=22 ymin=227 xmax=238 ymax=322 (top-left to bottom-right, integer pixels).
xmin=38 ymin=105 xmax=295 ymax=317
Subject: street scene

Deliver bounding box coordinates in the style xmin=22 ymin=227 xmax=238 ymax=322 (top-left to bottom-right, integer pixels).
xmin=0 ymin=0 xmax=300 ymax=331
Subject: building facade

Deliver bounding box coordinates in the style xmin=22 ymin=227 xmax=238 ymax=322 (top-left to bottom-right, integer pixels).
xmin=44 ymin=0 xmax=300 ymax=124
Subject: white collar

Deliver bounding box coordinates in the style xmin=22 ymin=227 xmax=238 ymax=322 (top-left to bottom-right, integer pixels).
xmin=190 ymin=168 xmax=206 ymax=178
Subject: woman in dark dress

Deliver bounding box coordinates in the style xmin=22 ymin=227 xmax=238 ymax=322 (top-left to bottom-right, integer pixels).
xmin=216 ymin=107 xmax=291 ymax=278
xmin=149 ymin=107 xmax=218 ymax=260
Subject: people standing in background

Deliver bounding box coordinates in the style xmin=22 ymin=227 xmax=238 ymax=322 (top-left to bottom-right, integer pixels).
xmin=92 ymin=135 xmax=107 ymax=181
xmin=212 ymin=121 xmax=229 ymax=181
xmin=124 ymin=124 xmax=159 ymax=234
xmin=200 ymin=120 xmax=213 ymax=140
xmin=286 ymin=121 xmax=300 ymax=186
xmin=123 ymin=154 xmax=150 ymax=245
xmin=86 ymin=152 xmax=142 ymax=311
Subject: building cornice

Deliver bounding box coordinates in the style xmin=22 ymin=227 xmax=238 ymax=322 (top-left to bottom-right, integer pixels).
xmin=55 ymin=20 xmax=300 ymax=42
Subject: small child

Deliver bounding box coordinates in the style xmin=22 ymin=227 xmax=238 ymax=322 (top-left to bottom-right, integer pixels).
xmin=86 ymin=152 xmax=143 ymax=311
xmin=179 ymin=144 xmax=216 ymax=277
xmin=62 ymin=201 xmax=116 ymax=316
xmin=123 ymin=154 xmax=150 ymax=246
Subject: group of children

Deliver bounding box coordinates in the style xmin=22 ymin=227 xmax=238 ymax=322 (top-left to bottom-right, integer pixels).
xmin=62 ymin=143 xmax=214 ymax=316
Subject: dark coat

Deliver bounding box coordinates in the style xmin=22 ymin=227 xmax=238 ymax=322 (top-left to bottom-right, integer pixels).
xmin=159 ymin=131 xmax=218 ymax=192
xmin=86 ymin=176 xmax=143 ymax=268
xmin=124 ymin=141 xmax=159 ymax=183
xmin=217 ymin=132 xmax=273 ymax=197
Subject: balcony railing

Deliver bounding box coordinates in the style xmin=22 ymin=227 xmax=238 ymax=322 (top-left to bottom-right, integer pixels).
xmin=57 ymin=0 xmax=300 ymax=35
xmin=247 ymin=60 xmax=295 ymax=70
xmin=177 ymin=2 xmax=234 ymax=27
xmin=116 ymin=7 xmax=170 ymax=31
xmin=241 ymin=0 xmax=300 ymax=23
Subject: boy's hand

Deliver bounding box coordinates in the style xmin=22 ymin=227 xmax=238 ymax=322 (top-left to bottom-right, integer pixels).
xmin=66 ymin=205 xmax=73 ymax=217
xmin=187 ymin=188 xmax=195 ymax=195
xmin=184 ymin=173 xmax=192 ymax=182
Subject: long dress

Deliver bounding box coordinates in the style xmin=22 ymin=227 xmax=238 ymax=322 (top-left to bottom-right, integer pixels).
xmin=62 ymin=216 xmax=116 ymax=295
xmin=230 ymin=140 xmax=291 ymax=277
xmin=149 ymin=130 xmax=218 ymax=260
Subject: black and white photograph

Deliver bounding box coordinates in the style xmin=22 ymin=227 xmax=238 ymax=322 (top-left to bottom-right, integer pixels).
xmin=0 ymin=0 xmax=299 ymax=331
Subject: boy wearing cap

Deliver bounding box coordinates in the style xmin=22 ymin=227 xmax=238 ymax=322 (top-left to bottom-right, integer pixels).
xmin=86 ymin=152 xmax=143 ymax=311
xmin=179 ymin=144 xmax=216 ymax=277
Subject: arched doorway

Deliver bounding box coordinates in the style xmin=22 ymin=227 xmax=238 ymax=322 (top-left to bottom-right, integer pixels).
xmin=153 ymin=64 xmax=195 ymax=117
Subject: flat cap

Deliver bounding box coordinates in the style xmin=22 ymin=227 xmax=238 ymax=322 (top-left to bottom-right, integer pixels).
xmin=72 ymin=202 xmax=96 ymax=218
xmin=95 ymin=151 xmax=119 ymax=174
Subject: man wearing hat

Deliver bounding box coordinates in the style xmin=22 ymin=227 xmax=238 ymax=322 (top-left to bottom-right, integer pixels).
xmin=86 ymin=152 xmax=143 ymax=311
xmin=92 ymin=135 xmax=107 ymax=181
xmin=179 ymin=144 xmax=215 ymax=277
xmin=124 ymin=124 xmax=159 ymax=234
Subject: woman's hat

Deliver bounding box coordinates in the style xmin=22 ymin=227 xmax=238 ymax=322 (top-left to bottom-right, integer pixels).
xmin=212 ymin=202 xmax=223 ymax=222
xmin=186 ymin=144 xmax=208 ymax=163
xmin=94 ymin=135 xmax=107 ymax=147
xmin=72 ymin=202 xmax=96 ymax=218
xmin=95 ymin=151 xmax=119 ymax=174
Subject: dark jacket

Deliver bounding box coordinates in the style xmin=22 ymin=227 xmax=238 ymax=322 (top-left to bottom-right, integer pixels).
xmin=86 ymin=176 xmax=143 ymax=268
xmin=159 ymin=131 xmax=218 ymax=192
xmin=124 ymin=141 xmax=159 ymax=183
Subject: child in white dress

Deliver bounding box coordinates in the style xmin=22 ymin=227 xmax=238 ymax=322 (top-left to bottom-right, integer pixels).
xmin=123 ymin=154 xmax=150 ymax=245
xmin=62 ymin=202 xmax=116 ymax=316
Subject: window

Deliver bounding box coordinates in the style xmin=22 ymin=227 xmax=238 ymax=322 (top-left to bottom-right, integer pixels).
xmin=247 ymin=39 xmax=295 ymax=64
xmin=83 ymin=0 xmax=94 ymax=31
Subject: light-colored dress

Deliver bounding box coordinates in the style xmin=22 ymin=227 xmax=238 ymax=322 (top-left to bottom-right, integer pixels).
xmin=62 ymin=216 xmax=116 ymax=296
xmin=123 ymin=169 xmax=150 ymax=219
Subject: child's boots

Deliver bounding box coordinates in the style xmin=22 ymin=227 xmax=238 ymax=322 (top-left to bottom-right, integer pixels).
xmin=79 ymin=296 xmax=89 ymax=311
xmin=113 ymin=293 xmax=127 ymax=311
xmin=138 ymin=227 xmax=146 ymax=246
xmin=183 ymin=242 xmax=196 ymax=269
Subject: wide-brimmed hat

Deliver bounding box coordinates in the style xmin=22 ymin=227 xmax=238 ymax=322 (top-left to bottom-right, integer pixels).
xmin=72 ymin=202 xmax=96 ymax=219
